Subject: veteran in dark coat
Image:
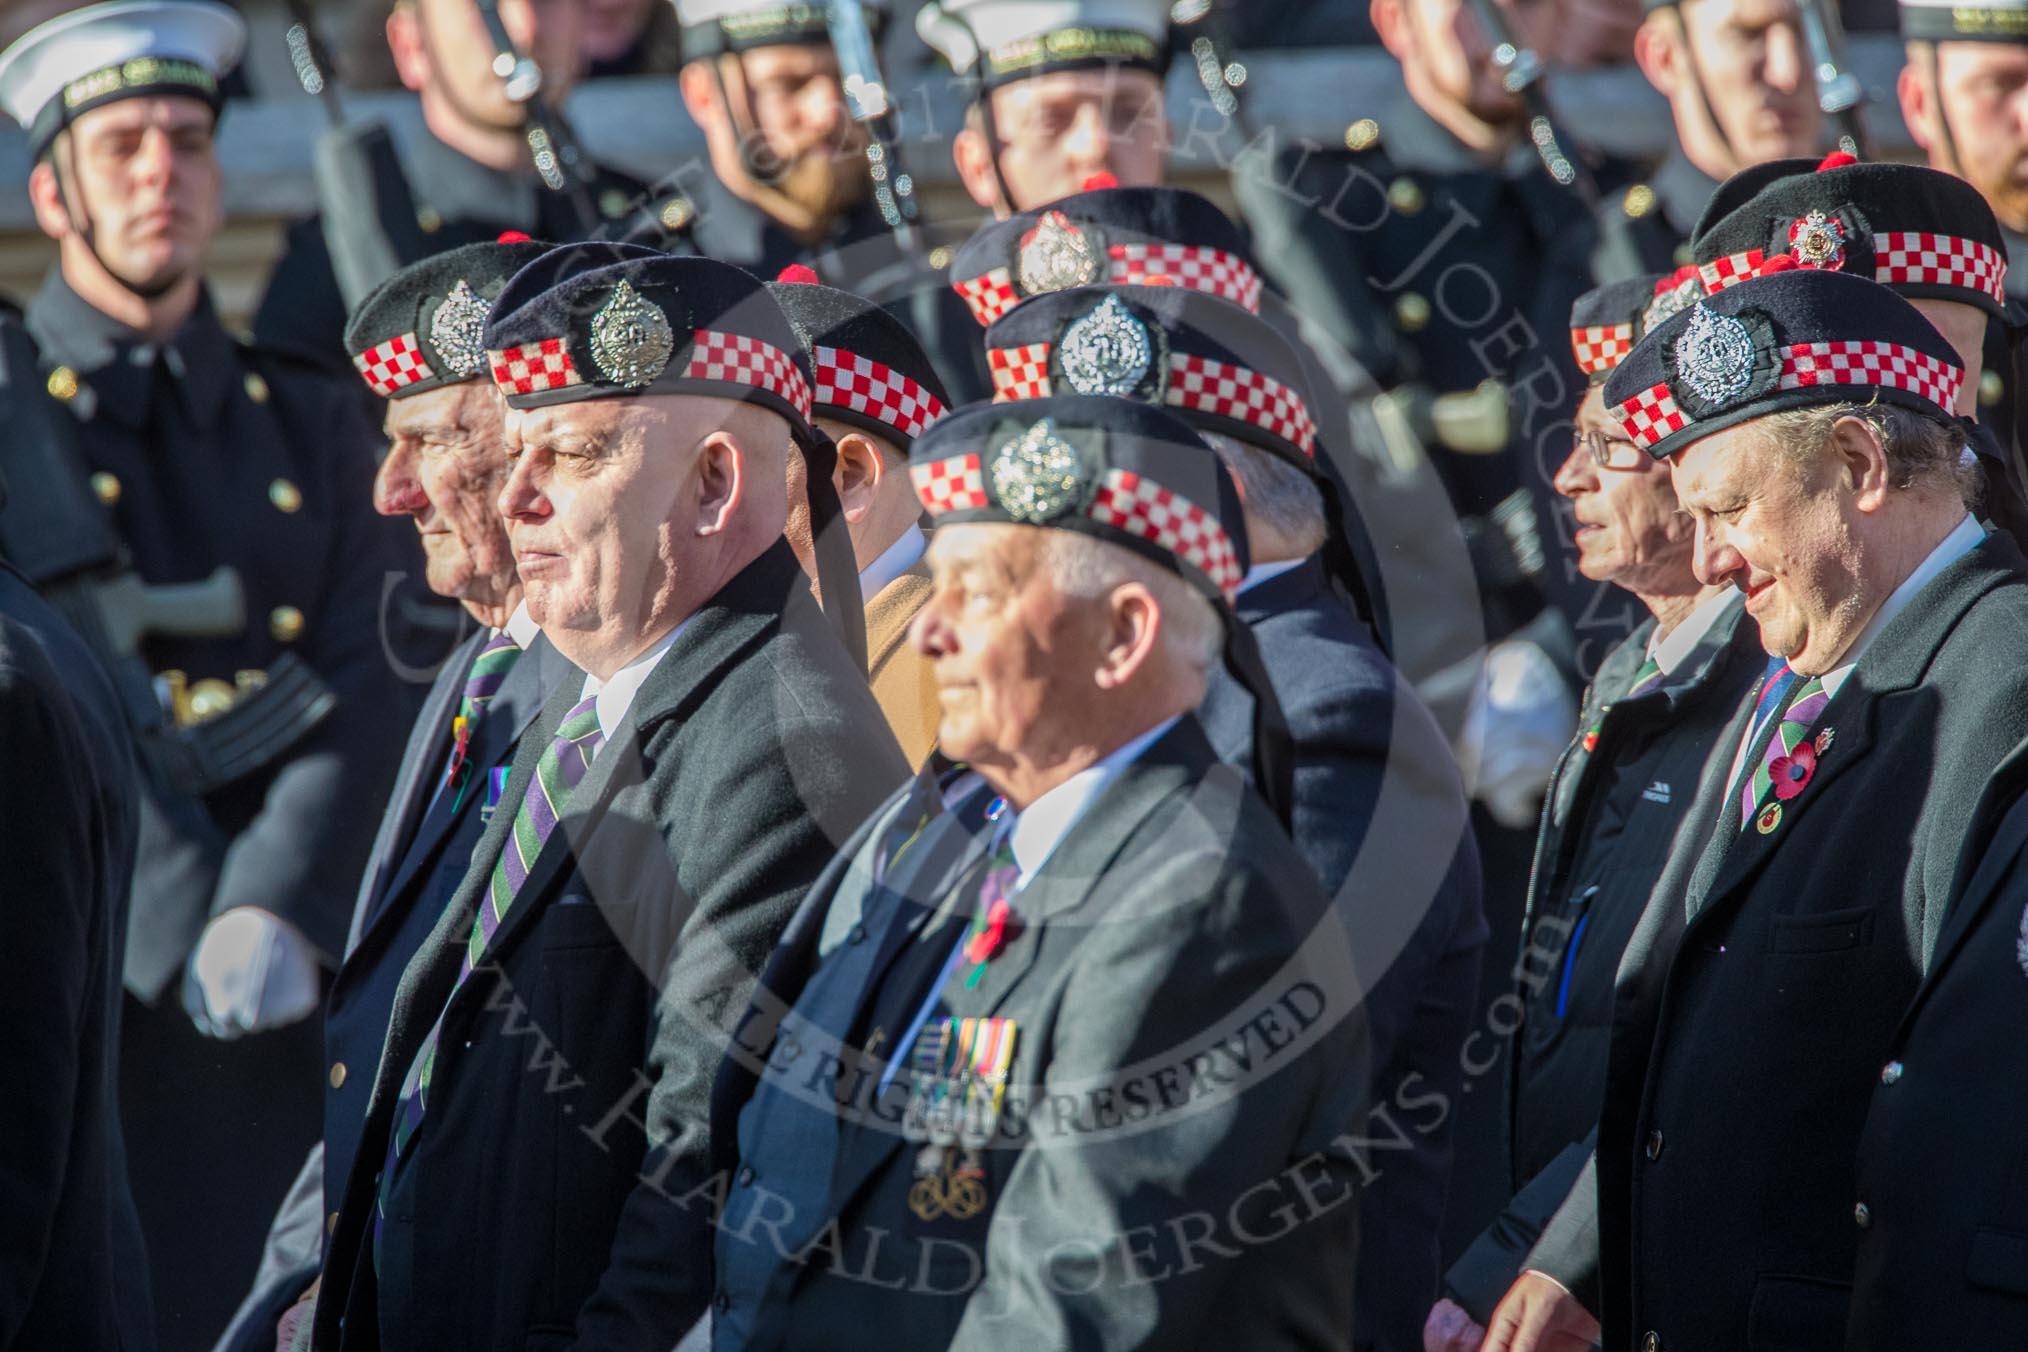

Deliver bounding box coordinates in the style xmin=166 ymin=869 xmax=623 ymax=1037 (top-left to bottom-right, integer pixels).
xmin=1846 ymin=731 xmax=2028 ymax=1348
xmin=0 ymin=3 xmax=418 ymax=1337
xmin=0 ymin=560 xmax=152 ymax=1350
xmin=1483 ymin=269 xmax=2028 ymax=1352
xmin=977 ymin=282 xmax=1482 ymax=1352
xmin=217 ymin=238 xmax=577 ymax=1352
xmin=1433 ymin=277 xmax=1762 ymax=1346
xmin=309 ymin=249 xmax=906 ymax=1350
xmin=707 ymin=397 xmax=1371 ymax=1351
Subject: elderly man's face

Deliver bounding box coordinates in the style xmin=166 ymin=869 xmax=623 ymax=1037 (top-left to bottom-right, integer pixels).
xmin=496 ymin=397 xmax=698 ymax=667
xmin=375 ymin=382 xmax=518 ymax=611
xmin=911 ymin=523 xmax=1109 ymax=773
xmin=1671 ymin=418 xmax=1861 ymax=669
xmin=1554 ymin=386 xmax=1697 ymax=594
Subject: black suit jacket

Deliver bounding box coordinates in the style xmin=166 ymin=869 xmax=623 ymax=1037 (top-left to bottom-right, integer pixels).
xmin=0 ymin=565 xmax=153 ymax=1349
xmin=1197 ymin=556 xmax=1485 ymax=1352
xmin=1846 ymin=728 xmax=2028 ymax=1348
xmin=312 ymin=541 xmax=907 ymax=1351
xmin=1536 ymin=532 xmax=2028 ymax=1351
xmin=710 ymin=719 xmax=1373 ymax=1351
xmin=217 ymin=622 xmax=574 ymax=1352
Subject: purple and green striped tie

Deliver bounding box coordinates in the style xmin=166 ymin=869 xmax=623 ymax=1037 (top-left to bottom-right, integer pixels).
xmin=1739 ymin=670 xmax=1829 ymax=829
xmin=377 ymin=694 xmax=605 ymax=1252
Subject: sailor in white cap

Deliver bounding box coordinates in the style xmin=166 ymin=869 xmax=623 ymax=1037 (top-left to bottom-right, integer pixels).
xmin=917 ymin=0 xmax=1174 ymax=215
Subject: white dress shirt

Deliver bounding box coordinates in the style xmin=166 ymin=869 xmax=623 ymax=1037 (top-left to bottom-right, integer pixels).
xmin=580 ymin=621 xmax=689 ymax=741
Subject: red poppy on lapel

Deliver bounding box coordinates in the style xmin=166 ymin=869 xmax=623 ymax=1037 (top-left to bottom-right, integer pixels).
xmin=1769 ymin=740 xmax=1818 ymax=801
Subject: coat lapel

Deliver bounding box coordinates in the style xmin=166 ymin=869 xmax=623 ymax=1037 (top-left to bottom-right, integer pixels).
xmin=346 ymin=627 xmax=483 ymax=952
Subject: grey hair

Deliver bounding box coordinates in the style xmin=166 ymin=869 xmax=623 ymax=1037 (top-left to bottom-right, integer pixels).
xmin=1197 ymin=429 xmax=1328 ymax=559
xmin=1753 ymin=400 xmax=1982 ymax=510
xmin=1037 ymin=531 xmax=1224 ymax=673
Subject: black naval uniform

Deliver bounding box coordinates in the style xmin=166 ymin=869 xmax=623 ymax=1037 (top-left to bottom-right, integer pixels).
xmin=251 ymin=127 xmax=658 ymax=372
xmin=1232 ymin=94 xmax=1634 ymax=654
xmin=12 ymin=272 xmax=417 ymax=1343
xmin=1591 ymin=147 xmax=1716 ymax=284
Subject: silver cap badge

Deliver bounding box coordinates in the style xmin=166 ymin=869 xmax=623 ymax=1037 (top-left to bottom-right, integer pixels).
xmin=991 ymin=417 xmax=1084 ymax=522
xmin=1675 ymin=303 xmax=1756 ymax=406
xmin=1017 ymin=211 xmax=1100 ymax=296
xmin=589 ymin=279 xmax=675 ymax=389
xmin=1060 ymin=294 xmax=1155 ymax=397
xmin=429 ymin=279 xmax=492 ymax=379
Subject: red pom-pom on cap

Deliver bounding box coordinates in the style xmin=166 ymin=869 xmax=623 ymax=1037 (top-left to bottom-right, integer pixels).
xmin=776 ymin=263 xmax=821 ymax=285
xmin=1080 ymin=171 xmax=1119 ymax=191
xmin=1757 ymin=254 xmax=1799 ymax=275
xmin=497 ymin=230 xmax=533 ymax=244
xmin=1815 ymin=151 xmax=1858 ymax=172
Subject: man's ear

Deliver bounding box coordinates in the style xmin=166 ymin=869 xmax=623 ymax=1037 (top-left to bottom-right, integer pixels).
xmin=1371 ymin=0 xmax=1414 ymax=63
xmin=695 ymin=431 xmax=746 ymax=535
xmin=386 ymin=4 xmax=431 ymax=95
xmin=1831 ymin=414 xmax=1894 ymax=512
xmin=952 ymin=108 xmax=1007 ymax=215
xmin=1897 ymin=57 xmax=1939 ymax=160
xmin=1632 ymin=11 xmax=1683 ymax=97
xmin=28 ymin=157 xmax=72 ymax=243
xmin=833 ymin=430 xmax=887 ymax=525
xmin=678 ymin=59 xmax=719 ymax=124
xmin=1094 ymin=581 xmax=1163 ymax=691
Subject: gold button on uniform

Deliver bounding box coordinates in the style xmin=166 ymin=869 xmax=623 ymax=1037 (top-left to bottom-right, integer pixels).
xmin=659 ymin=196 xmax=694 ymax=230
xmin=90 ymin=471 xmax=121 ymax=506
xmin=1980 ymin=369 xmax=2005 ymax=408
xmin=1623 ymin=184 xmax=1656 ymax=219
xmin=270 ymin=605 xmax=305 ymax=643
xmin=269 ymin=478 xmax=303 ymax=513
xmin=47 ymin=365 xmax=78 ymax=401
xmin=600 ymin=189 xmax=631 ymax=219
xmin=1393 ymin=292 xmax=1431 ymax=333
xmin=417 ymin=205 xmax=443 ymax=234
xmin=928 ymin=245 xmax=953 ymax=270
xmin=1344 ymin=117 xmax=1380 ymax=152
xmin=186 ymin=678 xmax=237 ymax=723
xmin=244 ymin=372 xmax=270 ymax=404
xmin=329 ymin=1061 xmax=347 ymax=1089
xmin=1387 ymin=176 xmax=1425 ymax=215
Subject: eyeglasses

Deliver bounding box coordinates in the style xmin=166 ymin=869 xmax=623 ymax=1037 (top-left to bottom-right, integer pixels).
xmin=1579 ymin=429 xmax=1647 ymax=472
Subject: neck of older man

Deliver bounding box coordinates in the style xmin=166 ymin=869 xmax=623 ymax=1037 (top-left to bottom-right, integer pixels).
xmin=1641 ymin=581 xmax=1726 ymax=647
xmin=985 ymin=673 xmax=1205 ymax=813
xmin=461 ymin=582 xmax=524 ymax=635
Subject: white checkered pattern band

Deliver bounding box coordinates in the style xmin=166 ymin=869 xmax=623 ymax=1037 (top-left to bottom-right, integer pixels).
xmin=986 ymin=343 xmax=1055 ymax=403
xmin=1571 ymin=323 xmax=1635 ymax=376
xmin=1874 ymin=232 xmax=2008 ymax=305
xmin=1166 ymin=353 xmax=1318 ymax=456
xmin=684 ymin=330 xmax=813 ymax=420
xmin=1608 ymin=382 xmax=1689 ymax=451
xmin=353 ymin=333 xmax=435 ymax=397
xmin=1778 ymin=340 xmax=1963 ymax=412
xmin=812 ymin=347 xmax=945 ymax=440
xmin=1089 ymin=468 xmax=1244 ymax=602
xmin=1697 ymin=250 xmax=1764 ymax=294
xmin=954 ymin=268 xmax=1021 ymax=326
xmin=911 ymin=453 xmax=988 ymax=514
xmin=488 ymin=339 xmax=580 ymax=396
xmin=1107 ymin=244 xmax=1264 ymax=314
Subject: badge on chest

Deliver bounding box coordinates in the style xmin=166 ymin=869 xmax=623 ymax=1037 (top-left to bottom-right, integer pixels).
xmin=903 ymin=1016 xmax=1017 ymax=1222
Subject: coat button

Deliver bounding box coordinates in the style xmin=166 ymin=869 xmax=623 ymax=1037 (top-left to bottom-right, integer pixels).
xmin=90 ymin=471 xmax=121 ymax=506
xmin=269 ymin=478 xmax=303 ymax=513
xmin=1386 ymin=176 xmax=1425 ymax=215
xmin=1642 ymin=1333 xmax=1661 ymax=1352
xmin=270 ymin=605 xmax=306 ymax=642
xmin=1980 ymin=369 xmax=2005 ymax=408
xmin=329 ymin=1061 xmax=347 ymax=1089
xmin=1855 ymin=1202 xmax=1871 ymax=1228
xmin=244 ymin=372 xmax=271 ymax=404
xmin=1343 ymin=117 xmax=1380 ymax=152
xmin=738 ymin=1165 xmax=756 ymax=1186
xmin=46 ymin=365 xmax=79 ymax=401
xmin=1392 ymin=292 xmax=1431 ymax=333
xmin=1880 ymin=1060 xmax=1903 ymax=1085
xmin=849 ymin=923 xmax=868 ymax=944
xmin=1645 ymin=1129 xmax=1664 ymax=1161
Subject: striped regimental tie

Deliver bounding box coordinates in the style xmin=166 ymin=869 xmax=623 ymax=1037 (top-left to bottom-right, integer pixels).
xmin=443 ymin=631 xmax=523 ymax=806
xmin=1739 ymin=666 xmax=1830 ymax=829
xmin=377 ymin=694 xmax=605 ymax=1255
